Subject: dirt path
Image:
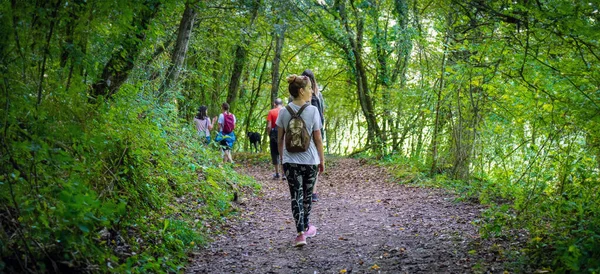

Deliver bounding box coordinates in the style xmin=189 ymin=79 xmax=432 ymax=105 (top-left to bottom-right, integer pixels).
xmin=186 ymin=158 xmax=507 ymax=273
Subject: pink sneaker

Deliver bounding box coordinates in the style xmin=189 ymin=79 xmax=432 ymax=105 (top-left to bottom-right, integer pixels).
xmin=294 ymin=233 xmax=307 ymax=247
xmin=305 ymin=225 xmax=317 ymax=238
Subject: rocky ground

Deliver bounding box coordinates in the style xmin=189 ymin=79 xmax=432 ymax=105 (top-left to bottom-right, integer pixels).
xmin=186 ymin=157 xmax=516 ymax=273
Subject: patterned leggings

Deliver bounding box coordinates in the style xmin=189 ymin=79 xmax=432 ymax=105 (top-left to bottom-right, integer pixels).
xmin=283 ymin=163 xmax=318 ymax=233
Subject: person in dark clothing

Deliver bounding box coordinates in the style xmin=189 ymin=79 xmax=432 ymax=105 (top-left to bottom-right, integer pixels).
xmin=267 ymin=98 xmax=284 ymax=179
xmin=302 ymin=69 xmax=325 ymax=202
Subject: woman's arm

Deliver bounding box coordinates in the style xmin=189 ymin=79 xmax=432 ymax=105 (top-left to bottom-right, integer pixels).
xmin=313 ymin=130 xmax=325 ymax=173
xmin=318 ymin=93 xmax=325 ymax=111
xmin=213 ymin=116 xmax=219 ymax=131
xmin=277 ymin=126 xmax=285 ymax=163
xmin=207 ymin=118 xmax=213 ymax=131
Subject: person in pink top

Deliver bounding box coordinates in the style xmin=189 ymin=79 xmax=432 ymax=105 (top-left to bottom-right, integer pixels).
xmin=194 ymin=106 xmax=213 ymax=144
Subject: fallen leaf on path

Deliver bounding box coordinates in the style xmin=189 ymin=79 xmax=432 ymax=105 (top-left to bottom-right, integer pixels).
xmin=339 ymin=269 xmax=347 ymax=273
xmin=371 ymin=264 xmax=380 ymax=270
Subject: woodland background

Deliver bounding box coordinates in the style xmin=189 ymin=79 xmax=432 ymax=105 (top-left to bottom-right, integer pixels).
xmin=1 ymin=0 xmax=599 ymax=272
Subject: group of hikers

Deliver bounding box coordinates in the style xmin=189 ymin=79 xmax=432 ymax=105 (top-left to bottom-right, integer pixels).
xmin=194 ymin=69 xmax=326 ymax=247
xmin=193 ymin=102 xmax=236 ymax=163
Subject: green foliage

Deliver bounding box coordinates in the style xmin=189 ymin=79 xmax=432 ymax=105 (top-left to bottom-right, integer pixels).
xmin=0 ymin=78 xmax=258 ymax=272
xmin=387 ymin=151 xmax=600 ymax=272
xmin=2 ymin=0 xmax=600 ymax=272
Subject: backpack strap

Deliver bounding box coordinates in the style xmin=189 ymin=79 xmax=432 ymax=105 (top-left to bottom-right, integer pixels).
xmin=285 ymin=105 xmax=295 ymax=117
xmin=285 ymin=104 xmax=309 ymax=118
xmin=286 ymin=104 xmax=308 ymax=117
xmin=297 ymin=103 xmax=309 ymax=116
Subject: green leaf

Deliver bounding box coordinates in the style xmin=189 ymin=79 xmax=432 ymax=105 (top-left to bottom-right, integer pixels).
xmin=163 ymin=219 xmax=170 ymax=233
xmin=78 ymin=224 xmax=90 ymax=233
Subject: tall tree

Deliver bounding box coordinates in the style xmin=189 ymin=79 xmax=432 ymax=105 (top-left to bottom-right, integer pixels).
xmin=158 ymin=2 xmax=198 ymax=100
xmin=335 ymin=0 xmax=382 ymax=152
xmin=270 ymin=22 xmax=286 ymax=106
xmin=225 ymin=0 xmax=261 ymax=111
xmin=89 ymin=0 xmax=161 ymax=100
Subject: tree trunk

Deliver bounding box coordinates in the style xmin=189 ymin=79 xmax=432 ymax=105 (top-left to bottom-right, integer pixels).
xmin=335 ymin=0 xmax=382 ymax=154
xmin=430 ymin=31 xmax=450 ymax=175
xmin=226 ymin=45 xmax=247 ymax=107
xmin=451 ymin=87 xmax=470 ymax=180
xmin=89 ymin=0 xmax=161 ymax=100
xmin=244 ymin=40 xmax=272 ymax=151
xmin=210 ymin=47 xmax=222 ymax=117
xmin=225 ymin=0 xmax=260 ymax=111
xmin=414 ymin=111 xmax=426 ymax=159
xmin=373 ymin=1 xmax=390 ymax=151
xmin=36 ymin=0 xmax=62 ymax=106
xmin=158 ymin=3 xmax=197 ymax=100
xmin=391 ymin=0 xmax=411 ymax=154
xmin=60 ymin=0 xmax=85 ymax=68
xmin=270 ymin=23 xmax=286 ymax=106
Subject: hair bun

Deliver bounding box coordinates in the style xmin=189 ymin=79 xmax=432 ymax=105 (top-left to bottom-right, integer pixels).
xmin=286 ymin=74 xmax=298 ymax=84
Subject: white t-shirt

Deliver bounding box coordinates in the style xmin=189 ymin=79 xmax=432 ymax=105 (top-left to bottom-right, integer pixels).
xmin=217 ymin=112 xmax=236 ymax=131
xmin=276 ymin=102 xmax=323 ymax=165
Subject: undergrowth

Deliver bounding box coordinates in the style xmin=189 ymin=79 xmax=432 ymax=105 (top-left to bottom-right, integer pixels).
xmin=376 ymin=153 xmax=600 ymax=273
xmin=0 ymin=83 xmax=259 ymax=272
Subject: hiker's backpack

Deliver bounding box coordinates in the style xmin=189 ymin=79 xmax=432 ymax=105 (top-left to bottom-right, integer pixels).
xmin=222 ymin=113 xmax=235 ymax=134
xmin=284 ymin=104 xmax=311 ymax=153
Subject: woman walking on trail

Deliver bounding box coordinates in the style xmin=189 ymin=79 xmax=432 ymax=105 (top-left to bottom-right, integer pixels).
xmin=215 ymin=102 xmax=236 ymax=163
xmin=302 ymin=69 xmax=325 ymax=202
xmin=194 ymin=106 xmax=213 ymax=145
xmin=277 ymin=75 xmax=325 ymax=247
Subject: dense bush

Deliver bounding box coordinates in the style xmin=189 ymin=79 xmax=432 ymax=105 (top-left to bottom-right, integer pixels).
xmin=0 ymin=83 xmax=257 ymax=272
xmin=381 ymin=153 xmax=600 ymax=273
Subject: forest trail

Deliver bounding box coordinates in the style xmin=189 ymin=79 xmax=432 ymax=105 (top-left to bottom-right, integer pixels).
xmin=186 ymin=158 xmax=507 ymax=273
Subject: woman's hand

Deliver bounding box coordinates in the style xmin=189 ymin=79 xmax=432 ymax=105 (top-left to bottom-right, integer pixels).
xmin=318 ymin=162 xmax=324 ymax=174
xmin=212 ymin=116 xmax=219 ymax=130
